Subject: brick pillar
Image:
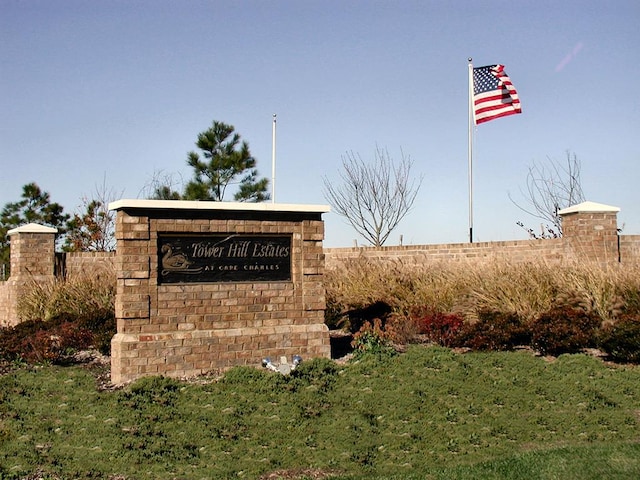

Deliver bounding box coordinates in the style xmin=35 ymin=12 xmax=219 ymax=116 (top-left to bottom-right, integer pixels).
xmin=110 ymin=209 xmax=152 ymax=384
xmin=559 ymin=201 xmax=620 ymax=264
xmin=1 ymin=223 xmax=58 ymax=326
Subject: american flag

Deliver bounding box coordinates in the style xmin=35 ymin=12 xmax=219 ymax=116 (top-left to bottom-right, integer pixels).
xmin=473 ymin=64 xmax=521 ymax=125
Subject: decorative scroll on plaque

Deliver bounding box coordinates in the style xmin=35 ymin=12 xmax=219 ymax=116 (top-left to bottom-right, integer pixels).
xmin=158 ymin=234 xmax=291 ymax=284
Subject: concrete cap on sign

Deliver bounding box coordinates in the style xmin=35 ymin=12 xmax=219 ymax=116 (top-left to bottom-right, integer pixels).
xmin=108 ymin=199 xmax=331 ymax=213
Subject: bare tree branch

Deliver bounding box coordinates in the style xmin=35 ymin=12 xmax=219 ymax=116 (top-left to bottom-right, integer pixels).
xmin=139 ymin=169 xmax=185 ymax=200
xmin=509 ymin=151 xmax=585 ymax=237
xmin=323 ymin=146 xmax=423 ymax=246
xmin=64 ymin=176 xmax=122 ymax=252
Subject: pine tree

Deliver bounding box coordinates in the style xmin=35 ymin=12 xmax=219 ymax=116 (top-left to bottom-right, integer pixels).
xmin=184 ymin=121 xmax=269 ymax=202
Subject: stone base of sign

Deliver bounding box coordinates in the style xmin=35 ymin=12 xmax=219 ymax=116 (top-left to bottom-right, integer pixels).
xmin=108 ymin=200 xmax=331 ymax=384
xmin=111 ymin=324 xmax=329 ymax=380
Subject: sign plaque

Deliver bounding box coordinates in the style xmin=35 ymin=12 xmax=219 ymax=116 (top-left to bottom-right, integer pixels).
xmin=158 ymin=234 xmax=291 ymax=284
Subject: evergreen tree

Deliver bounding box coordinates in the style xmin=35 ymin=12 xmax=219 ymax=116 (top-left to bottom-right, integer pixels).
xmin=183 ymin=121 xmax=269 ymax=202
xmin=153 ymin=185 xmax=182 ymax=200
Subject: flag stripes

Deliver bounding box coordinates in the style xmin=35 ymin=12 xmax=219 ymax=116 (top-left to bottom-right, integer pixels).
xmin=473 ymin=64 xmax=521 ymax=125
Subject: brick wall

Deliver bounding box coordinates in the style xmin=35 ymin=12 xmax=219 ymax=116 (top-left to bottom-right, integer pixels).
xmin=620 ymin=235 xmax=640 ymax=263
xmin=108 ymin=200 xmax=332 ymax=384
xmin=325 ymin=201 xmax=638 ymax=269
xmin=325 ymin=238 xmax=567 ymax=269
xmin=65 ymin=251 xmax=115 ymax=278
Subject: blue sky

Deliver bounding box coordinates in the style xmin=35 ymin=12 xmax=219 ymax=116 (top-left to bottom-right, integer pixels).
xmin=1 ymin=0 xmax=639 ymax=247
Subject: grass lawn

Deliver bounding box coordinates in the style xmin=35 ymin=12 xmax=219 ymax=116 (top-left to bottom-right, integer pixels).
xmin=1 ymin=346 xmax=639 ymax=479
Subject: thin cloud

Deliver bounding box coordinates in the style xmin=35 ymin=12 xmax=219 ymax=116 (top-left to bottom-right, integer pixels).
xmin=555 ymin=42 xmax=584 ymax=72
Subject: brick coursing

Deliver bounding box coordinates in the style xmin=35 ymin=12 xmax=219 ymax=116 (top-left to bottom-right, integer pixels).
xmin=109 ymin=206 xmax=331 ymax=384
xmin=325 ymin=238 xmax=568 ymax=268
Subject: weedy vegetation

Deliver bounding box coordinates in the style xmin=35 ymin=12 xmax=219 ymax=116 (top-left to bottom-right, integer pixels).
xmin=325 ymin=258 xmax=640 ymax=362
xmin=1 ymin=258 xmax=640 ymax=479
xmin=1 ymin=349 xmax=639 ymax=479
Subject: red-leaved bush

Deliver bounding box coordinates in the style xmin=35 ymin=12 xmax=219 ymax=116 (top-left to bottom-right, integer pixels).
xmin=530 ymin=307 xmax=600 ymax=356
xmin=23 ymin=321 xmax=94 ymax=364
xmin=451 ymin=310 xmax=530 ymax=351
xmin=415 ymin=312 xmax=464 ymax=347
xmin=0 ymin=318 xmax=95 ymax=364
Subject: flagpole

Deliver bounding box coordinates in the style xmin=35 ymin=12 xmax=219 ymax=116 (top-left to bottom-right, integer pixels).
xmin=468 ymin=58 xmax=474 ymax=243
xmin=271 ymin=113 xmax=276 ymax=203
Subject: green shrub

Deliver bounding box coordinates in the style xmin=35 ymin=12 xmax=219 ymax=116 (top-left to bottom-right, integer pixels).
xmin=222 ymin=365 xmax=271 ymax=384
xmin=119 ymin=375 xmax=183 ymax=409
xmin=220 ymin=365 xmax=283 ymax=394
xmin=452 ymin=310 xmax=530 ymax=351
xmin=351 ymin=319 xmax=397 ymax=359
xmin=599 ymin=316 xmax=640 ymax=363
xmin=288 ymin=357 xmax=339 ymax=392
xmin=80 ymin=313 xmax=116 ymax=355
xmin=530 ymin=307 xmax=601 ymax=356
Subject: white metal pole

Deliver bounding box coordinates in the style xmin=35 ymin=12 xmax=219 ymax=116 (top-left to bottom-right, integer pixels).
xmin=468 ymin=58 xmax=474 ymax=243
xmin=271 ymin=114 xmax=276 ymax=203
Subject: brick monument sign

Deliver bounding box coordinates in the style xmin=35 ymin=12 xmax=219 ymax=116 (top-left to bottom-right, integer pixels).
xmin=108 ymin=199 xmax=331 ymax=384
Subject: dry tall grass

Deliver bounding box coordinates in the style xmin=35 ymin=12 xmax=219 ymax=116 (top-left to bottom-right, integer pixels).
xmin=325 ymin=257 xmax=640 ymax=325
xmin=17 ymin=264 xmax=116 ymax=322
